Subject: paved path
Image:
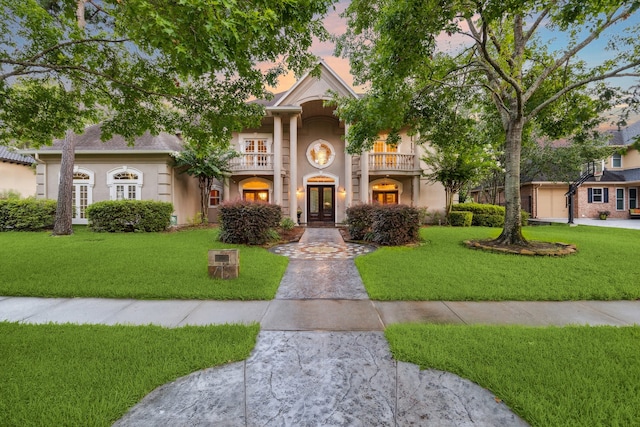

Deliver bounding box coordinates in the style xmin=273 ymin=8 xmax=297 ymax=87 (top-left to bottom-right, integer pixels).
xmin=112 ymin=228 xmax=527 ymax=426
xmin=2 ymin=227 xmax=640 ymax=426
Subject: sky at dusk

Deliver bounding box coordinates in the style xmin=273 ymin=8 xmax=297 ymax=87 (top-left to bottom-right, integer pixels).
xmin=273 ymin=1 xmax=640 ymax=108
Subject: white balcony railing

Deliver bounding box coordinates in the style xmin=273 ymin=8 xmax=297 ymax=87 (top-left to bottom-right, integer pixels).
xmin=229 ymin=154 xmax=274 ymax=171
xmin=369 ymin=153 xmax=415 ymax=171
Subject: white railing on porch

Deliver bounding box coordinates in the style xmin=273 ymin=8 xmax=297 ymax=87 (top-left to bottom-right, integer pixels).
xmin=229 ymin=154 xmax=274 ymax=171
xmin=369 ymin=153 xmax=415 ymax=171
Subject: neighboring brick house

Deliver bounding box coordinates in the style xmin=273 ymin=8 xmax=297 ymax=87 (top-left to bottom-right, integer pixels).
xmin=473 ymin=121 xmax=640 ymax=220
xmin=0 ymin=146 xmax=36 ymax=198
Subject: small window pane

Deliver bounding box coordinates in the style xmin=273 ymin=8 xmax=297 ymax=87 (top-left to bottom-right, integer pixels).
xmin=592 ymin=188 xmax=603 ymax=203
xmin=616 ymin=188 xmax=624 ymax=211
xmin=209 ymin=189 xmax=220 ymax=206
xmin=612 ymin=154 xmax=622 ymax=168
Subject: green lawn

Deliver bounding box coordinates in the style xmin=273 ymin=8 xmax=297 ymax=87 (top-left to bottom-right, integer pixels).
xmin=386 ymin=324 xmax=640 ymax=427
xmin=357 ymin=224 xmax=640 ymax=300
xmin=0 ymin=322 xmax=259 ymax=427
xmin=0 ymin=226 xmax=287 ymax=300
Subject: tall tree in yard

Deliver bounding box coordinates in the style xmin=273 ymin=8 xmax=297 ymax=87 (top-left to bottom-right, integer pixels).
xmin=0 ymin=0 xmax=332 ymax=234
xmin=336 ymin=0 xmax=640 ymax=246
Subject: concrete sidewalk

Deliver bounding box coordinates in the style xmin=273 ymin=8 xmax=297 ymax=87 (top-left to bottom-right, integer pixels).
xmin=2 ymin=226 xmax=639 ymax=426
xmin=2 ymin=296 xmax=639 ymax=328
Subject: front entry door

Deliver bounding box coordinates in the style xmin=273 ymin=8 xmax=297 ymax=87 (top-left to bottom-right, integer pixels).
xmin=308 ymin=185 xmax=335 ymax=224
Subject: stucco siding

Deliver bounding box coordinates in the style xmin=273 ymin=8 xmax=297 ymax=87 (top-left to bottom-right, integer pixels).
xmin=0 ymin=162 xmax=36 ymax=197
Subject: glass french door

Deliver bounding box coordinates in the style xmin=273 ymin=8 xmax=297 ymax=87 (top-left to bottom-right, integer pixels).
xmin=72 ymin=184 xmax=89 ymax=224
xmin=307 ymin=185 xmax=335 ymax=223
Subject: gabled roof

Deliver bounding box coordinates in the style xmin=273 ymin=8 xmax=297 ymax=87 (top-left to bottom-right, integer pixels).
xmin=609 ymin=120 xmax=640 ymax=146
xmin=32 ymin=125 xmax=183 ymax=154
xmin=270 ymin=59 xmax=358 ymax=108
xmin=0 ymin=146 xmax=35 ymax=165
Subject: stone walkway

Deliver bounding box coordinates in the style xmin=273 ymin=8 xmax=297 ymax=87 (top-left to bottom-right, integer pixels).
xmin=113 ymin=228 xmax=528 ymax=426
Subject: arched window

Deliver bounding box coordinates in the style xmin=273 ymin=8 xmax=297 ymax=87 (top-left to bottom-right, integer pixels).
xmin=107 ymin=167 xmax=143 ymax=200
xmin=71 ymin=167 xmax=94 ymax=224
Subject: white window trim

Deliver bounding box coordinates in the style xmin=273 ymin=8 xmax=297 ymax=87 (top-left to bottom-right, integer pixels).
xmin=239 ymin=133 xmax=272 ymax=153
xmin=71 ymin=167 xmax=95 ymax=225
xmin=592 ymin=187 xmax=604 ymax=203
xmin=611 ymin=153 xmax=622 ymax=169
xmin=615 ymin=187 xmax=625 ymax=211
xmin=306 ymin=139 xmax=336 ymax=169
xmin=629 ymin=188 xmax=638 ymax=209
xmin=107 ymin=166 xmax=143 ymax=200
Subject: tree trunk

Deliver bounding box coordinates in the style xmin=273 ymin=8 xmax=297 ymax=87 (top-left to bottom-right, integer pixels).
xmin=198 ymin=176 xmax=210 ymax=224
xmin=53 ymin=130 xmax=76 ymax=235
xmin=494 ymin=118 xmax=528 ymax=246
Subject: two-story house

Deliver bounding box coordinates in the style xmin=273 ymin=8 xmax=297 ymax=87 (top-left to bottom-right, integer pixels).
xmin=215 ymin=60 xmax=446 ymax=225
xmin=28 ymin=60 xmax=447 ymax=225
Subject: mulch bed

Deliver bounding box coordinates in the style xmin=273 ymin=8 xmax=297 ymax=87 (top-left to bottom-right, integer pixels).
xmin=465 ymin=239 xmax=577 ymax=256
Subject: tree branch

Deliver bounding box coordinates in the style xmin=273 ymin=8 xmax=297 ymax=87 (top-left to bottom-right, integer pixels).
xmin=526 ymin=62 xmax=640 ymax=121
xmin=525 ymin=4 xmax=633 ymax=102
xmin=523 ymin=5 xmax=553 ymax=44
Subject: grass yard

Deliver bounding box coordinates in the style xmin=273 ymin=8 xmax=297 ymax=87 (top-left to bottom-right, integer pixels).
xmin=357 ymin=224 xmax=640 ymax=300
xmin=386 ymin=324 xmax=640 ymax=427
xmin=0 ymin=226 xmax=287 ymax=300
xmin=0 ymin=321 xmax=259 ymax=427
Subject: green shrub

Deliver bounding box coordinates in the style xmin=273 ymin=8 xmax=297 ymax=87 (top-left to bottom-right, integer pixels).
xmin=346 ymin=203 xmax=376 ymax=240
xmin=0 ymin=190 xmax=22 ymax=200
xmin=86 ymin=200 xmax=173 ymax=232
xmin=448 ymin=211 xmax=473 ymax=227
xmin=280 ymin=217 xmax=296 ymax=231
xmin=370 ymin=204 xmax=421 ymax=245
xmin=451 ymin=202 xmax=504 ymax=216
xmin=451 ymin=203 xmax=529 ymax=227
xmin=218 ymin=200 xmax=282 ymax=245
xmin=472 ymin=213 xmax=504 ymax=227
xmin=0 ymin=198 xmax=56 ymax=231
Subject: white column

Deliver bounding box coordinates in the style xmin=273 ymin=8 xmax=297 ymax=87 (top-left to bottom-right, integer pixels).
xmin=289 ymin=114 xmax=298 ymax=222
xmin=273 ymin=115 xmax=282 ymax=205
xmin=223 ymin=177 xmax=231 ymax=202
xmin=360 ymin=151 xmax=369 ymax=203
xmin=412 ymin=175 xmax=420 ymax=207
xmin=344 ymin=123 xmax=353 ymax=207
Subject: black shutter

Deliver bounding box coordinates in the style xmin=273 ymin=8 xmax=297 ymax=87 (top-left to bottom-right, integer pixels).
xmin=588 ymin=188 xmax=593 ymax=203
xmin=604 ymin=188 xmax=609 ymax=203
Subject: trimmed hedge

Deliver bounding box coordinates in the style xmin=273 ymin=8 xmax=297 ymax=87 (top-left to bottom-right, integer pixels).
xmin=0 ymin=198 xmax=56 ymax=231
xmin=451 ymin=203 xmax=529 ymax=227
xmin=370 ymin=204 xmax=420 ymax=245
xmin=218 ymin=200 xmax=282 ymax=245
xmin=86 ymin=200 xmax=173 ymax=232
xmin=345 ymin=203 xmax=377 ymax=240
xmin=346 ymin=203 xmax=420 ymax=245
xmin=448 ymin=211 xmax=473 ymax=227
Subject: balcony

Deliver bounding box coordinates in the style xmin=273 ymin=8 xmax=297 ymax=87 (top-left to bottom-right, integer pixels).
xmin=229 ymin=154 xmax=274 ymax=172
xmin=369 ymin=153 xmax=416 ymax=172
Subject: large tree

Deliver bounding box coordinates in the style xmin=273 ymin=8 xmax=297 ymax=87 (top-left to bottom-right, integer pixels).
xmin=0 ymin=0 xmax=332 ymax=234
xmin=336 ymin=0 xmax=640 ymax=246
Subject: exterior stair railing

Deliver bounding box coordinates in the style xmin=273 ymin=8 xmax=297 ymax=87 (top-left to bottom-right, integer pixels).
xmin=565 ymin=160 xmax=603 ymax=224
